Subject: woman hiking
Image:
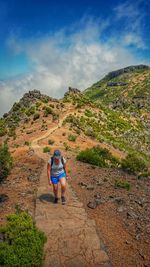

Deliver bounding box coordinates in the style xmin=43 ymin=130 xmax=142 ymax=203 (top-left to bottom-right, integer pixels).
xmin=47 ymin=149 xmax=68 ymax=204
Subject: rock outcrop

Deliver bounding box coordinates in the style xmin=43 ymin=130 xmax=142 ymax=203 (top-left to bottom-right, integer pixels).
xmin=107 ymin=82 xmax=128 ymax=87
xmin=19 ymin=90 xmax=58 ymax=107
xmin=103 ymin=65 xmax=149 ymax=81
xmin=64 ymin=87 xmax=81 ymax=97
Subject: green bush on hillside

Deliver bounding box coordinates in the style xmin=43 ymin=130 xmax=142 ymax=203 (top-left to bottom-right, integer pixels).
xmin=85 ymin=127 xmax=96 ymax=138
xmin=36 ymin=101 xmax=42 ymax=108
xmin=63 ymin=142 xmax=71 ymax=151
xmin=43 ymin=146 xmax=51 ymax=153
xmin=33 ymin=112 xmax=40 ymax=120
xmin=49 ymin=103 xmax=55 ymax=108
xmin=0 ymin=119 xmax=7 ymax=137
xmin=121 ymin=153 xmax=147 ymax=174
xmin=8 ymin=126 xmax=16 ymax=139
xmin=76 ymin=146 xmax=119 ymax=167
xmin=25 ymin=106 xmax=36 ymax=116
xmin=84 ymin=109 xmax=94 ymax=117
xmin=68 ymin=134 xmax=77 ymax=142
xmin=24 ymin=141 xmax=30 ymax=146
xmin=52 ymin=113 xmax=59 ymax=121
xmin=0 ymin=211 xmax=46 ymax=267
xmin=0 ymin=143 xmax=13 ymax=183
xmin=114 ymin=179 xmax=131 ymax=191
xmin=137 ymin=171 xmax=150 ymax=179
xmin=76 ymin=147 xmax=107 ymax=167
xmin=48 ymin=139 xmax=55 ymax=145
xmin=43 ymin=106 xmax=53 ymax=117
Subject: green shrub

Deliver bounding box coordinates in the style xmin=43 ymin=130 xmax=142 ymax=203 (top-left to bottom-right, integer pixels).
xmin=43 ymin=146 xmax=50 ymax=153
xmin=121 ymin=153 xmax=146 ymax=174
xmin=13 ymin=144 xmax=19 ymax=148
xmin=84 ymin=109 xmax=94 ymax=117
xmin=52 ymin=113 xmax=59 ymax=121
xmin=85 ymin=127 xmax=96 ymax=138
xmin=63 ymin=142 xmax=71 ymax=151
xmin=43 ymin=106 xmax=53 ymax=117
xmin=0 ymin=211 xmax=46 ymax=267
xmin=49 ymin=103 xmax=54 ymax=108
xmin=75 ymin=128 xmax=81 ymax=135
xmin=76 ymin=146 xmax=119 ymax=167
xmin=24 ymin=141 xmax=30 ymax=146
xmin=76 ymin=148 xmax=107 ymax=167
xmin=48 ymin=139 xmax=55 ymax=145
xmin=33 ymin=112 xmax=40 ymax=120
xmin=3 ymin=113 xmax=8 ymax=118
xmin=0 ymin=119 xmax=7 ymax=136
xmin=68 ymin=134 xmax=77 ymax=142
xmin=114 ymin=179 xmax=131 ymax=190
xmin=8 ymin=126 xmax=16 ymax=138
xmin=42 ymin=98 xmax=49 ymax=103
xmin=76 ymin=103 xmax=83 ymax=109
xmin=93 ymin=146 xmax=120 ymax=166
xmin=36 ymin=101 xmax=42 ymax=108
xmin=0 ymin=143 xmax=13 ymax=183
xmin=25 ymin=106 xmax=35 ymax=116
xmin=137 ymin=171 xmax=150 ymax=179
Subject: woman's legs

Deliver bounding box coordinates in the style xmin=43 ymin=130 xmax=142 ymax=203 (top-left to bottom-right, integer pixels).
xmin=52 ymin=183 xmax=58 ymax=198
xmin=59 ymin=177 xmax=66 ymax=197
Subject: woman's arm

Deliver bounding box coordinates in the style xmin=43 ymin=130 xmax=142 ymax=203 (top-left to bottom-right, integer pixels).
xmin=47 ymin=163 xmax=52 ymax=185
xmin=63 ymin=163 xmax=68 ymax=177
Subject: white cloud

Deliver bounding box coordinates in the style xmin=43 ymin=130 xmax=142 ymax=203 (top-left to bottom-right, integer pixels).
xmin=123 ymin=33 xmax=145 ymax=49
xmin=0 ymin=11 xmax=148 ymax=116
xmin=113 ymin=0 xmax=147 ymax=48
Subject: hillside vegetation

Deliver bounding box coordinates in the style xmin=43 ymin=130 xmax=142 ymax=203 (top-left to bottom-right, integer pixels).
xmin=0 ymin=65 xmax=150 ymax=267
xmin=1 ymin=66 xmax=149 ymax=170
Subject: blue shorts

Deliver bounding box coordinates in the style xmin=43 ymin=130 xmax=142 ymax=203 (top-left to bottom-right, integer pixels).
xmin=50 ymin=172 xmax=66 ymax=184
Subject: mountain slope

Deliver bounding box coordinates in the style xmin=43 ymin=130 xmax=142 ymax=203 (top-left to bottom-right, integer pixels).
xmin=0 ymin=79 xmax=150 ymax=267
xmin=0 ymin=83 xmax=149 ymax=166
xmin=84 ymin=64 xmax=150 ymax=112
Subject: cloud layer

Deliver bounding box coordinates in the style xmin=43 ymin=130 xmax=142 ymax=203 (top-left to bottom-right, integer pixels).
xmin=0 ymin=1 xmax=149 ymax=116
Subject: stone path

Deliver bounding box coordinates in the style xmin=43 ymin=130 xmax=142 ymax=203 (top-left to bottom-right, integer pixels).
xmin=32 ymin=118 xmax=112 ymax=267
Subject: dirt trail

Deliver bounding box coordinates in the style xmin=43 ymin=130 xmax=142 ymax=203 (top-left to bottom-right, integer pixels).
xmin=31 ymin=115 xmax=112 ymax=267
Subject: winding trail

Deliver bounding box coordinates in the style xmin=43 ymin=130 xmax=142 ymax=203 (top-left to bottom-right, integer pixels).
xmin=31 ymin=114 xmax=112 ymax=267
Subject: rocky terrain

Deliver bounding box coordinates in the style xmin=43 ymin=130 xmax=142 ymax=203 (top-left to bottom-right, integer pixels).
xmin=0 ymin=65 xmax=150 ymax=266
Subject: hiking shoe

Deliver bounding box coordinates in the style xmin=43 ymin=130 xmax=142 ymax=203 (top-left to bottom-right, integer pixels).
xmin=54 ymin=197 xmax=59 ymax=204
xmin=61 ymin=196 xmax=66 ymax=205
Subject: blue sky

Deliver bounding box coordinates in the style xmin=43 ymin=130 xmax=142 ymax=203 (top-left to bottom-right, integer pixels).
xmin=0 ymin=0 xmax=150 ymax=115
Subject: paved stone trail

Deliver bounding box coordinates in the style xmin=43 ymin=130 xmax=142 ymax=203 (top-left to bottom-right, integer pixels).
xmin=32 ymin=118 xmax=112 ymax=267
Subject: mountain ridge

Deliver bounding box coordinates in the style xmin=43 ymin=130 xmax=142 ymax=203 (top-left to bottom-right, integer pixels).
xmin=0 ymin=65 xmax=149 ymax=165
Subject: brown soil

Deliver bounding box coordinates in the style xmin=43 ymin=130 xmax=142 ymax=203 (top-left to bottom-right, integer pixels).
xmin=69 ymin=157 xmax=150 ymax=267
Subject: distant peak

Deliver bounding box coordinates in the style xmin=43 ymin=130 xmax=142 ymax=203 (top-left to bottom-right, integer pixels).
xmin=103 ymin=64 xmax=149 ymax=80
